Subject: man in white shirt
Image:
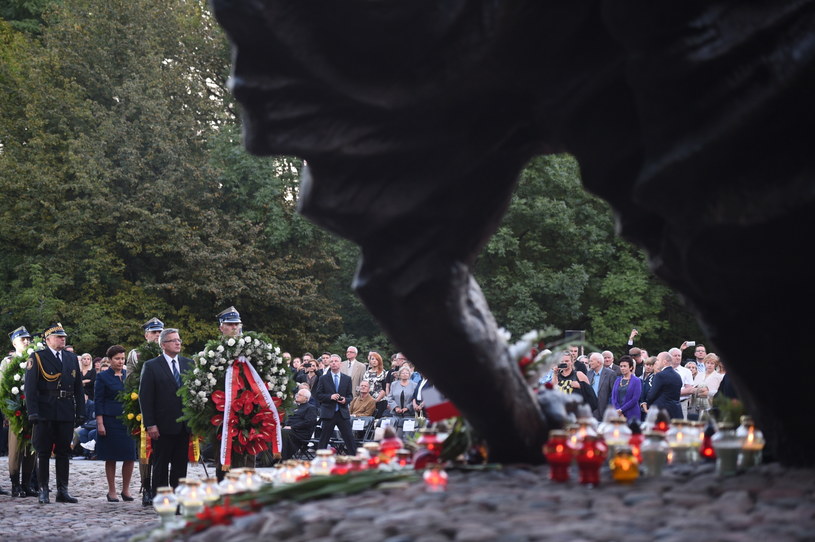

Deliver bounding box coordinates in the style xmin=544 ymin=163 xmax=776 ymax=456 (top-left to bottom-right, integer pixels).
xmin=341 ymin=346 xmax=366 ymax=397
xmin=669 ymin=347 xmax=695 ymax=419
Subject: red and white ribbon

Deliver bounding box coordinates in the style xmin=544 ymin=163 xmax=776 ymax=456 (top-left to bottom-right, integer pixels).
xmin=220 ymin=355 xmax=282 ymax=469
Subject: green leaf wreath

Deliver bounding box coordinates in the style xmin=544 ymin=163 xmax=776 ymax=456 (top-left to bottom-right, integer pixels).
xmin=119 ymin=341 xmax=162 ymax=437
xmin=0 ymin=338 xmax=45 ymax=447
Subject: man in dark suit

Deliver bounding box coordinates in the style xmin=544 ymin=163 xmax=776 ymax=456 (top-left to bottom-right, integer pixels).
xmin=25 ymin=323 xmax=85 ymax=504
xmin=314 ymin=355 xmax=356 ymax=454
xmin=645 ymin=352 xmax=683 ymax=420
xmin=281 ymin=387 xmax=318 ymax=459
xmin=138 ymin=328 xmax=192 ymax=495
xmin=587 ymin=352 xmax=616 ymax=421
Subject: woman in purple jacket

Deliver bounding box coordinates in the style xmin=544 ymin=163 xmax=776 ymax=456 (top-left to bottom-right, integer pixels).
xmin=611 ymin=358 xmax=642 ymax=422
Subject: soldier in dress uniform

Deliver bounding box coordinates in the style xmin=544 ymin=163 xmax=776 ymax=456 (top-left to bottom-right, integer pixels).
xmin=125 ymin=317 xmax=164 ymax=506
xmin=217 ymin=306 xmax=243 ymax=337
xmin=213 ymin=307 xmax=254 ymax=480
xmin=125 ymin=317 xmax=164 ymax=374
xmin=24 ymin=323 xmax=85 ymax=504
xmin=1 ymin=327 xmax=38 ymax=497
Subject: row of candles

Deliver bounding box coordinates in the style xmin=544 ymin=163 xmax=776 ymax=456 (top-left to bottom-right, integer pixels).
xmin=543 ymin=415 xmax=765 ymax=484
xmin=152 ymin=429 xmax=449 ymax=530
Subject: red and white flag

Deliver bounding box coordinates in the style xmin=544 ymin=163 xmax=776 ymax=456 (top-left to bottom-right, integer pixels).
xmin=422 ymin=387 xmax=460 ymax=421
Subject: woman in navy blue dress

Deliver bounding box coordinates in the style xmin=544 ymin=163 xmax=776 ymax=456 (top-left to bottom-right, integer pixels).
xmin=95 ymin=345 xmax=137 ymax=502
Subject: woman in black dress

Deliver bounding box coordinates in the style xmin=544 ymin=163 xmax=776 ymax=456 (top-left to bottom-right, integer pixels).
xmin=95 ymin=345 xmax=137 ymax=502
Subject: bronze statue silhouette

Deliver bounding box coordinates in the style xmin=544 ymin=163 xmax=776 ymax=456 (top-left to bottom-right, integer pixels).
xmin=211 ymin=0 xmax=815 ymax=465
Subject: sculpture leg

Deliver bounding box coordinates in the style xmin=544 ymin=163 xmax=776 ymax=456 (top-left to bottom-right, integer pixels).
xmin=355 ymin=257 xmax=548 ymax=463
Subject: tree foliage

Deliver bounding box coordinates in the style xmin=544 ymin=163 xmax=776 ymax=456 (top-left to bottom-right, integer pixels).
xmin=0 ymin=0 xmax=703 ymax=359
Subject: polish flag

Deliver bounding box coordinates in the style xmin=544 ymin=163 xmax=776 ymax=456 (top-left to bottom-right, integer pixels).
xmin=423 ymin=387 xmax=460 ymax=421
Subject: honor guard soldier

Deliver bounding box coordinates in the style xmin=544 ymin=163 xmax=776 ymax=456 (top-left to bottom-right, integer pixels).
xmin=1 ymin=327 xmax=38 ymax=497
xmin=126 ymin=316 xmax=164 ymax=506
xmin=217 ymin=306 xmax=243 ymax=337
xmin=25 ymin=323 xmax=85 ymax=504
xmin=126 ymin=317 xmax=164 ymax=374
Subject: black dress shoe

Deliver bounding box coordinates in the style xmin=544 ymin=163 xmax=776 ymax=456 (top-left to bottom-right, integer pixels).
xmin=142 ymin=489 xmax=153 ymax=507
xmin=55 ymin=490 xmax=78 ymax=503
xmin=24 ymin=485 xmax=39 ymax=497
xmin=106 ymin=494 xmax=119 ymax=502
xmin=120 ymin=493 xmax=134 ymax=502
xmin=38 ymin=489 xmax=50 ymax=504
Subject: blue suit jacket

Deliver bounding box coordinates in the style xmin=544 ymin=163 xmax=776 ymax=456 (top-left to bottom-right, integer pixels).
xmin=314 ymin=371 xmax=353 ymax=419
xmin=645 ymin=366 xmax=683 ymax=419
xmin=94 ymin=368 xmax=127 ymax=417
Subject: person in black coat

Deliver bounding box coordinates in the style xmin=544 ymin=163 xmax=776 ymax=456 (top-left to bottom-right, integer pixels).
xmin=281 ymin=388 xmax=318 ymax=459
xmin=645 ymin=352 xmax=683 ymax=420
xmin=138 ymin=328 xmax=192 ymax=495
xmin=24 ymin=323 xmax=85 ymax=504
xmin=314 ymin=356 xmax=356 ymax=454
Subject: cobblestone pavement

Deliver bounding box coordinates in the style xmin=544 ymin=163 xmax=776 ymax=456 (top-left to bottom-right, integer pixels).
xmin=3 ymin=458 xmax=815 ymax=542
xmin=0 ymin=456 xmax=211 ymax=542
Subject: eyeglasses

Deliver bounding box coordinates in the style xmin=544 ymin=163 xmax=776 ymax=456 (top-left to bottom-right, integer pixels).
xmin=162 ymin=339 xmax=182 ymax=344
xmin=632 ymin=354 xmax=641 ymax=357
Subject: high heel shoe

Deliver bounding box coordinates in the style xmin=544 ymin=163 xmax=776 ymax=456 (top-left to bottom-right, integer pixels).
xmin=120 ymin=493 xmax=134 ymax=502
xmin=106 ymin=494 xmax=119 ymax=502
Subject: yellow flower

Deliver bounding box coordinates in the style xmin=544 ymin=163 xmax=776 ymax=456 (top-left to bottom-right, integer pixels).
xmin=130 ymin=392 xmax=139 ymax=400
xmin=127 ymin=413 xmax=135 ymax=420
xmin=136 ymin=414 xmax=142 ymax=421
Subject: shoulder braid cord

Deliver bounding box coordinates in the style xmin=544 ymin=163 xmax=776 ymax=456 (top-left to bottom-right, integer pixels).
xmin=34 ymin=351 xmax=61 ymax=383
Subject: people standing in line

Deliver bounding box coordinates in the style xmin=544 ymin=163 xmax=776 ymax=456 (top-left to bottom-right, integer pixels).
xmin=25 ymin=323 xmax=85 ymax=504
xmin=610 ymin=358 xmax=642 ymax=422
xmin=95 ymin=345 xmax=137 ymax=502
xmin=125 ymin=316 xmax=164 ymax=506
xmin=138 ymin=328 xmax=192 ymax=493
xmin=363 ymin=352 xmax=390 ymax=418
xmin=315 ymin=355 xmax=356 ymax=454
xmin=341 ymin=346 xmax=367 ymax=397
xmin=1 ymin=326 xmax=37 ymax=497
xmin=644 ymin=351 xmax=683 ymax=420
xmin=78 ymin=353 xmax=95 ymax=399
xmin=587 ymin=352 xmax=615 ymax=420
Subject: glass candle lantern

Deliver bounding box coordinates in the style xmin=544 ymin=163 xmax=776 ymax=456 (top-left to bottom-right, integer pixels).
xmin=310 ymin=449 xmax=336 ymax=476
xmin=331 ymin=455 xmax=351 ymax=475
xmin=602 ymin=417 xmax=632 ymax=457
xmin=423 ymin=465 xmax=448 ymax=492
xmin=666 ymin=419 xmax=694 ymax=464
xmin=640 ymin=431 xmax=669 ymax=477
xmin=711 ymin=423 xmax=741 ymax=476
xmin=363 ymin=442 xmax=382 ymax=468
xmin=416 ymin=429 xmax=442 ymax=455
xmin=737 ymin=416 xmax=765 ymax=469
xmin=395 ymin=449 xmax=412 ymax=469
xmin=609 ymin=447 xmax=639 ymax=484
xmin=218 ymin=472 xmax=245 ymax=498
xmin=152 ymin=487 xmax=180 ymax=530
xmin=380 ymin=435 xmax=403 ymax=459
xmin=200 ymin=477 xmax=221 ymax=507
xmin=239 ymin=468 xmax=264 ymax=491
xmin=576 ymin=435 xmax=607 ymax=486
xmin=174 ymin=478 xmax=190 ymax=516
xmin=180 ymin=479 xmax=204 ymax=520
xmin=543 ymin=430 xmax=572 ymax=482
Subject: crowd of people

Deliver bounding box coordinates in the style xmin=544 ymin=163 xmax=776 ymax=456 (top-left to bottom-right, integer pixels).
xmin=1 ymin=319 xmax=735 ymax=506
xmin=542 ymin=329 xmax=737 ymax=424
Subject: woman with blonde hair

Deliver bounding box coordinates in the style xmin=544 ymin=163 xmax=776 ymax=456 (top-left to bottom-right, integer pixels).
xmin=692 ymin=353 xmax=724 ymax=411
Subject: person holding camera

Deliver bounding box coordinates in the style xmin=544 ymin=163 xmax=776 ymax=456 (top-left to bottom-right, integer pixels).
xmin=553 ymin=351 xmax=597 ymax=412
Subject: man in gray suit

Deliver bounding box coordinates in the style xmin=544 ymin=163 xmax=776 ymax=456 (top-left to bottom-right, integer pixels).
xmin=587 ymin=352 xmax=616 ymax=421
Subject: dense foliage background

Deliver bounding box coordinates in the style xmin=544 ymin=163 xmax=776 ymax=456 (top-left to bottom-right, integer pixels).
xmin=0 ymin=0 xmax=704 ymax=359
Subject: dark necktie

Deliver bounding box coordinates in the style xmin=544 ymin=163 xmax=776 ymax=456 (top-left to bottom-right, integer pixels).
xmin=56 ymin=351 xmax=62 ymax=363
xmin=333 ymin=373 xmax=340 ymax=411
xmin=171 ymin=359 xmax=181 ymax=386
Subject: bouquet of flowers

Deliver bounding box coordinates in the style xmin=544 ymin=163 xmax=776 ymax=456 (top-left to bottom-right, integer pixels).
xmin=0 ymin=338 xmax=45 ymax=447
xmin=180 ymin=332 xmax=291 ymax=468
xmin=119 ymin=341 xmax=161 ymax=448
